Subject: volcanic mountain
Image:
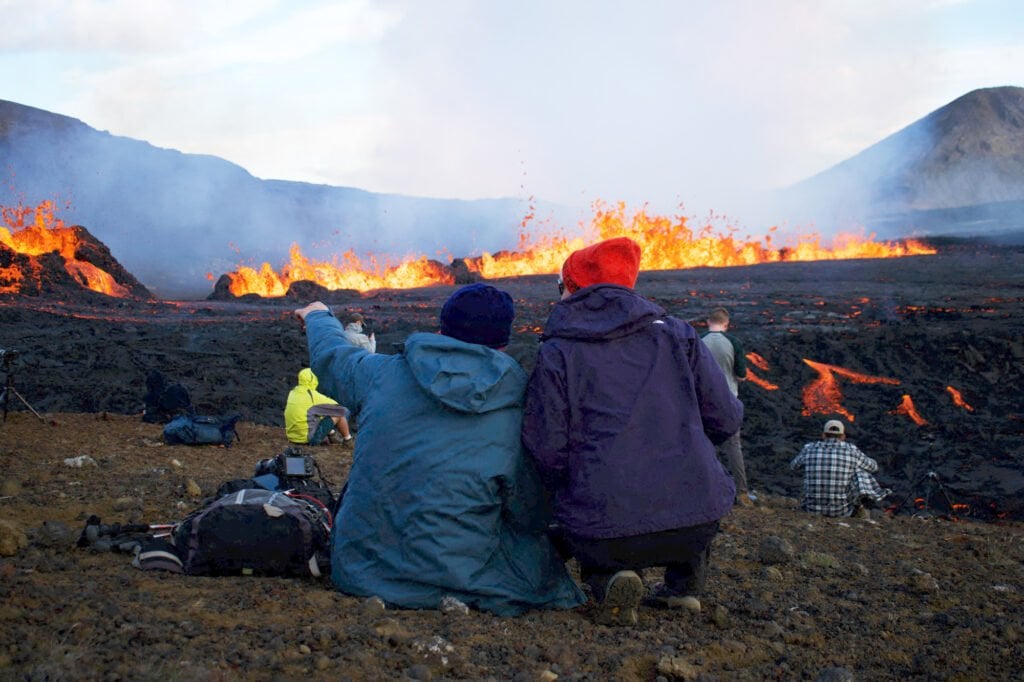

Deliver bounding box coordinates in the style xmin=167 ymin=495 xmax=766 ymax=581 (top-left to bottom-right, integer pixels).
xmin=0 ymin=100 xmax=539 ymax=299
xmin=2 ymin=87 xmax=1022 ymax=298
xmin=782 ymin=86 xmax=1024 ymax=240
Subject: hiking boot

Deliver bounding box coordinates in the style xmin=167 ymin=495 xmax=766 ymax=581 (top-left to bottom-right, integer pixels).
xmin=340 ymin=435 xmax=355 ymax=449
xmin=736 ymin=492 xmax=755 ymax=507
xmin=644 ymin=583 xmax=701 ymax=612
xmin=326 ymin=430 xmax=342 ymax=445
xmin=593 ymin=570 xmax=643 ymax=626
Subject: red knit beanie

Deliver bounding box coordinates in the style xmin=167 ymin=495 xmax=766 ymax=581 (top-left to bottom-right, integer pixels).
xmin=561 ymin=237 xmax=642 ymax=293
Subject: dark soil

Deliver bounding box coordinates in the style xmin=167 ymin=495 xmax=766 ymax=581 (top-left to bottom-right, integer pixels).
xmin=1 ymin=244 xmax=1023 ymax=679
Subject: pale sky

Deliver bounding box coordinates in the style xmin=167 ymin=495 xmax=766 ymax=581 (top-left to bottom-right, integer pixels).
xmin=2 ymin=0 xmax=1022 ymax=229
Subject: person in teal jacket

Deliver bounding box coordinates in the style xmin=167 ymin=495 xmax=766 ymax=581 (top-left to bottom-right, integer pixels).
xmin=293 ymin=284 xmax=585 ymax=616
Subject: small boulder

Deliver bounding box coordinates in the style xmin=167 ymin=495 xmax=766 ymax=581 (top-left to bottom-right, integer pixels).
xmin=759 ymin=536 xmax=795 ymax=564
xmin=0 ymin=520 xmax=28 ymax=556
xmin=34 ymin=520 xmax=75 ymax=548
xmin=0 ymin=479 xmax=22 ymax=496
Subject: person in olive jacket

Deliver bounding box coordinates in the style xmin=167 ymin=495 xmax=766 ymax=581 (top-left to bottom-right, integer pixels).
xmin=522 ymin=237 xmax=743 ymax=626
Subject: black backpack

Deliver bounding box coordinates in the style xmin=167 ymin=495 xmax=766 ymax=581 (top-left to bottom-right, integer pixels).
xmin=156 ymin=488 xmax=332 ymax=577
xmin=163 ymin=413 xmax=240 ymax=447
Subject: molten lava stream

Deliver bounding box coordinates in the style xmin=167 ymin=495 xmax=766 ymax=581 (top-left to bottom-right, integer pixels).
xmin=221 ymin=202 xmax=937 ymax=296
xmin=800 ymin=359 xmax=901 ymax=421
xmin=891 ymin=394 xmax=928 ymax=426
xmin=746 ymin=370 xmax=779 ymax=391
xmin=946 ymin=385 xmax=975 ymax=412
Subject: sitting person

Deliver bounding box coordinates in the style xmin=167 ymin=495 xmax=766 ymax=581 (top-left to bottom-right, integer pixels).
xmin=341 ymin=312 xmax=376 ymax=353
xmin=522 ymin=237 xmax=743 ymax=626
xmin=294 ymin=284 xmax=585 ymax=616
xmin=141 ymin=369 xmax=192 ymax=423
xmin=284 ymin=368 xmax=353 ymax=447
xmin=790 ymin=419 xmax=890 ymax=517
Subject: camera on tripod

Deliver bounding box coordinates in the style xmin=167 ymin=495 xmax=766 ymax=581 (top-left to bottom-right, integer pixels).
xmin=255 ymin=447 xmax=316 ymax=480
xmin=1 ymin=347 xmax=42 ymax=423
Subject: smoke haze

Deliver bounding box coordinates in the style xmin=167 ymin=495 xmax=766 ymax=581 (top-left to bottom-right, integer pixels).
xmin=2 ymin=1 xmax=1022 ymax=224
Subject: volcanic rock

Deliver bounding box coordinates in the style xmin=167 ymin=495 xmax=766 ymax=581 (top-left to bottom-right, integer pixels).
xmin=207 ymin=273 xmax=235 ymax=300
xmin=0 ymin=519 xmax=28 ymax=556
xmin=0 ymin=224 xmax=152 ymax=300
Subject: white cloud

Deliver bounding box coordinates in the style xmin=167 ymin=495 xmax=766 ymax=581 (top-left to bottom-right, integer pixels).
xmin=1 ymin=0 xmax=1021 ymax=227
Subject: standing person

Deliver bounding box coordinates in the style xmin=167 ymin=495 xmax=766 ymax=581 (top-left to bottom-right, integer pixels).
xmin=341 ymin=312 xmax=376 ymax=352
xmin=790 ymin=419 xmax=891 ymax=518
xmin=522 ymin=237 xmax=744 ymax=626
xmin=294 ymin=284 xmax=585 ymax=616
xmin=700 ymin=307 xmax=754 ymax=507
xmin=284 ymin=368 xmax=354 ymax=447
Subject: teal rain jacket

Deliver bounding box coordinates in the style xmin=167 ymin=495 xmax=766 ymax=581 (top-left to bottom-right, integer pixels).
xmin=305 ymin=310 xmax=585 ymax=616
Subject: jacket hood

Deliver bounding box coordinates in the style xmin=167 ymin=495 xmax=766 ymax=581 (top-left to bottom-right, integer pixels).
xmin=297 ymin=368 xmax=318 ymax=390
xmin=403 ymin=332 xmax=527 ymax=414
xmin=543 ymin=285 xmax=666 ymax=341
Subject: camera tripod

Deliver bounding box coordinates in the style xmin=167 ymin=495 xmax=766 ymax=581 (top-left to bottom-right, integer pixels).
xmin=889 ymin=470 xmax=960 ymax=518
xmin=1 ymin=358 xmax=43 ymax=422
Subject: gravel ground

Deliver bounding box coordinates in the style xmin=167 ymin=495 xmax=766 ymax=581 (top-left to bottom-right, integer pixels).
xmin=2 ymin=414 xmax=1023 ymax=681
xmin=1 ymin=244 xmax=1023 ymax=679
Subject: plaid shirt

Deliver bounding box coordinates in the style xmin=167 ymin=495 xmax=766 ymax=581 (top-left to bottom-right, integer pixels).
xmin=790 ymin=438 xmax=881 ymax=517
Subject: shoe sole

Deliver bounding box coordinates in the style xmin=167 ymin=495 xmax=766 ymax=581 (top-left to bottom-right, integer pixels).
xmin=665 ymin=595 xmax=702 ymax=612
xmin=594 ymin=571 xmax=643 ymax=626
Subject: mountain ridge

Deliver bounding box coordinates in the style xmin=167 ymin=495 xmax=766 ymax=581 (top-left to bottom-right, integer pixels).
xmin=783 ymin=85 xmax=1024 ymax=238
xmin=0 ymin=100 xmax=541 ymax=299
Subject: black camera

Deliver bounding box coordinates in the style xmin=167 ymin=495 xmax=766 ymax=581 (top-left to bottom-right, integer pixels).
xmin=255 ymin=447 xmax=316 ymax=480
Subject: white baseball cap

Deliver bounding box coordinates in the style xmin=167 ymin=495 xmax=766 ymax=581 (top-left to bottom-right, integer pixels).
xmin=823 ymin=419 xmax=845 ymax=436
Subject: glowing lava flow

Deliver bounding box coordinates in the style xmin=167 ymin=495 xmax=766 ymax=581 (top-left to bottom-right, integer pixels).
xmin=744 ymin=352 xmax=779 ymax=390
xmin=223 ymin=244 xmax=453 ymax=298
xmin=801 ymin=359 xmax=901 ymax=421
xmin=891 ymin=394 xmax=929 ymax=426
xmin=223 ymin=202 xmax=937 ymax=296
xmin=946 ymin=385 xmax=975 ymax=412
xmin=0 ymin=200 xmax=129 ymax=297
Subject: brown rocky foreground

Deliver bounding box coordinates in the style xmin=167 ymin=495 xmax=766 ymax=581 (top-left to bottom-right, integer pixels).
xmin=0 ymin=413 xmax=1022 ymax=680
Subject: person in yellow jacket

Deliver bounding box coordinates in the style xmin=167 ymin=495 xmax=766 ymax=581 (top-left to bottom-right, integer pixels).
xmin=284 ymin=368 xmax=353 ymax=446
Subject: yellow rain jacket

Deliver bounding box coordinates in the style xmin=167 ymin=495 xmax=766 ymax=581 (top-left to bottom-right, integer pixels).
xmin=284 ymin=368 xmax=343 ymax=443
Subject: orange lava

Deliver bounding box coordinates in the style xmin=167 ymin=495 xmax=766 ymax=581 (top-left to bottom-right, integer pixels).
xmin=746 ymin=351 xmax=771 ymax=371
xmin=801 ymin=359 xmax=901 ymax=421
xmin=891 ymin=394 xmax=928 ymax=426
xmin=744 ymin=352 xmax=778 ymax=390
xmin=746 ymin=370 xmax=780 ymax=391
xmin=945 ymin=385 xmax=975 ymax=412
xmin=224 ymin=201 xmax=937 ymax=296
xmin=1 ymin=200 xmax=129 ymax=297
xmin=225 ymin=244 xmax=454 ymax=298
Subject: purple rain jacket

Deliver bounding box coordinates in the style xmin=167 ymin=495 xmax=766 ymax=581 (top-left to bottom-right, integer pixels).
xmin=522 ymin=284 xmax=743 ymax=540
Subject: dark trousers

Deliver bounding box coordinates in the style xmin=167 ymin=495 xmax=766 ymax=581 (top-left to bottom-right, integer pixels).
xmin=561 ymin=521 xmax=720 ymax=600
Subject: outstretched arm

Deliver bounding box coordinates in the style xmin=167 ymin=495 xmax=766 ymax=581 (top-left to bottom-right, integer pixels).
xmin=294 ymin=302 xmax=376 ymax=412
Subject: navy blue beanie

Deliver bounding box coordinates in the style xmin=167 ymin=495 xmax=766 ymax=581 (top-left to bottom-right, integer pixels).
xmin=439 ymin=283 xmax=515 ymax=348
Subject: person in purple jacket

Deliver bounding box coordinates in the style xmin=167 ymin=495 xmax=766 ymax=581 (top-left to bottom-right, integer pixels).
xmin=522 ymin=237 xmax=744 ymax=626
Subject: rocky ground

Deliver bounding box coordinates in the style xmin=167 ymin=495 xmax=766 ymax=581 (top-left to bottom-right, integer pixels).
xmin=1 ymin=242 xmax=1023 ymax=679
xmin=0 ymin=413 xmax=1022 ymax=680
xmin=2 ymin=242 xmax=1022 ymax=518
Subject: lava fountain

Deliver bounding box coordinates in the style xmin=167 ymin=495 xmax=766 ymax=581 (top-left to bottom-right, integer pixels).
xmin=222 ymin=202 xmax=937 ymax=297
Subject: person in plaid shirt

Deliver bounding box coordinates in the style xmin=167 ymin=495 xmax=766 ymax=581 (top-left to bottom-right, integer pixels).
xmin=790 ymin=419 xmax=890 ymax=517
